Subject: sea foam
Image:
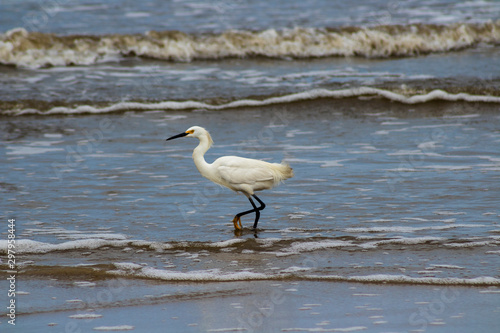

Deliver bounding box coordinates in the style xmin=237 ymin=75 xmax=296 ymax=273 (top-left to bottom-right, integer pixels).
xmin=2 ymin=234 xmax=497 ymax=255
xmin=304 ymin=274 xmax=500 ymax=286
xmin=6 ymin=87 xmax=500 ymax=116
xmin=2 ymin=22 xmax=499 ymax=68
xmin=107 ymin=264 xmax=500 ymax=286
xmin=108 ymin=265 xmax=270 ymax=282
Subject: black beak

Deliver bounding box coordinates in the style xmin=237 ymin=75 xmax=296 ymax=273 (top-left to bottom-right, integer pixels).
xmin=166 ymin=132 xmax=189 ymax=141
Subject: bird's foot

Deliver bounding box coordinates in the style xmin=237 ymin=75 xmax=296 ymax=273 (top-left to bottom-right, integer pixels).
xmin=232 ymin=216 xmax=242 ymax=230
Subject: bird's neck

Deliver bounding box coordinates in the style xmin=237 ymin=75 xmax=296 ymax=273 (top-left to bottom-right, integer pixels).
xmin=192 ymin=136 xmax=212 ymax=177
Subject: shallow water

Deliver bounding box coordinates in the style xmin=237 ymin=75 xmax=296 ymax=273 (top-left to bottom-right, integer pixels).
xmin=2 ymin=102 xmax=500 ymax=329
xmin=2 ymin=45 xmax=500 ymax=109
xmin=3 ymin=0 xmax=500 ymax=34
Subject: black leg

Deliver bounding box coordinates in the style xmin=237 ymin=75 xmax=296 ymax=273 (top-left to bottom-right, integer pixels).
xmin=235 ymin=197 xmax=259 ymax=219
xmin=252 ymin=195 xmax=265 ymax=210
xmin=233 ymin=194 xmax=266 ymax=229
xmin=251 ymin=195 xmax=265 ymax=229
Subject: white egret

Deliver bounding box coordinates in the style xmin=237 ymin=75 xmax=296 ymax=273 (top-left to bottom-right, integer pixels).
xmin=166 ymin=126 xmax=293 ymax=230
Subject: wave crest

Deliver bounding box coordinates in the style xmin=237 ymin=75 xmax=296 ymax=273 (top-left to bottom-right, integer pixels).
xmin=1 ymin=21 xmax=499 ymax=68
xmin=4 ymin=87 xmax=500 ymax=116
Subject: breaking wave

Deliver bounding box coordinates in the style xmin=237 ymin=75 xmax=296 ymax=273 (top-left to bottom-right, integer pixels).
xmin=103 ymin=263 xmax=500 ymax=286
xmin=108 ymin=265 xmax=500 ymax=286
xmin=1 ymin=21 xmax=499 ymax=68
xmin=1 ymin=235 xmax=499 ymax=255
xmin=4 ymin=87 xmax=500 ymax=116
xmin=2 ymin=236 xmax=499 ymax=286
xmin=6 ymin=261 xmax=500 ymax=286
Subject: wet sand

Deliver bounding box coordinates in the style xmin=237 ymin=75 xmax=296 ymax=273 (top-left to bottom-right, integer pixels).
xmin=5 ymin=279 xmax=500 ymax=332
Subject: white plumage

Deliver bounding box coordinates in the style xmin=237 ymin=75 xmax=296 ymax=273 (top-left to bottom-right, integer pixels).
xmin=166 ymin=126 xmax=293 ymax=230
xmin=214 ymin=156 xmax=292 ymax=193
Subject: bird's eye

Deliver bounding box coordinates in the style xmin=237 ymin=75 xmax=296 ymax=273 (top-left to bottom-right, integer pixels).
xmin=186 ymin=130 xmax=194 ymax=134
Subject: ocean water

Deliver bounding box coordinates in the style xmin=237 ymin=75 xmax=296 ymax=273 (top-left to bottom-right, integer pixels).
xmin=1 ymin=1 xmax=500 ymax=332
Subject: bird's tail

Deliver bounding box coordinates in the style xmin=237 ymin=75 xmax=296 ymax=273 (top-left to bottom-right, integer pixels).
xmin=275 ymin=161 xmax=294 ymax=182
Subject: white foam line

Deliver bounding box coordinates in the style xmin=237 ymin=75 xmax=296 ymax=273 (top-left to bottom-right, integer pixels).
xmin=0 ymin=238 xmax=247 ymax=254
xmin=360 ymin=236 xmax=446 ymax=249
xmin=109 ymin=266 xmax=271 ymax=282
xmin=304 ymin=274 xmax=500 ymax=286
xmin=0 ymin=239 xmax=131 ymax=254
xmin=431 ymin=264 xmax=465 ymax=270
xmin=9 ymin=87 xmax=500 ymax=115
xmin=281 ymin=327 xmax=367 ymax=332
xmin=444 ymin=241 xmax=495 ymax=248
xmin=2 ymin=236 xmax=496 ymax=259
xmin=207 ymin=329 xmax=249 ymax=332
xmin=92 ymin=326 xmax=134 ymax=331
xmin=114 ymin=267 xmax=500 ymax=287
xmin=277 ymin=240 xmax=355 ymax=256
xmin=6 ymin=146 xmax=65 ymax=155
xmin=146 ymin=238 xmax=246 ymax=251
xmin=69 ymin=313 xmax=103 ymax=319
xmin=344 ymin=224 xmax=486 ymax=233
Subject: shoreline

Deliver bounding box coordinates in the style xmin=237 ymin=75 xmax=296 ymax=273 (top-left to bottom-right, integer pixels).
xmin=2 ymin=281 xmax=499 ymax=332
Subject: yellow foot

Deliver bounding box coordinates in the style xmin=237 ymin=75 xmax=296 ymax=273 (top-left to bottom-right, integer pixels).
xmin=232 ymin=216 xmax=242 ymax=230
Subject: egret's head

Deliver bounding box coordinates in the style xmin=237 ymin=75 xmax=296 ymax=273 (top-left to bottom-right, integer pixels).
xmin=166 ymin=126 xmax=213 ymax=146
xmin=185 ymin=126 xmax=206 ymax=138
